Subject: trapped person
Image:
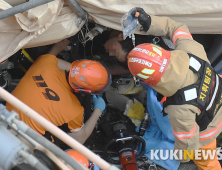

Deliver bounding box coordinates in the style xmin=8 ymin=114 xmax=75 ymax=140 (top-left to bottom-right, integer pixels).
xmin=6 ymin=54 xmax=111 ymax=144
xmin=48 ymin=28 xmax=154 ymax=75
xmin=125 ymin=7 xmax=222 ymax=169
xmin=103 ymin=30 xmax=157 ymax=75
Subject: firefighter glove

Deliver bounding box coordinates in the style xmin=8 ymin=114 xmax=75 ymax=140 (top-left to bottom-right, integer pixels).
xmin=132 ymin=7 xmax=151 ymax=32
xmin=92 ymin=95 xmax=106 ymax=113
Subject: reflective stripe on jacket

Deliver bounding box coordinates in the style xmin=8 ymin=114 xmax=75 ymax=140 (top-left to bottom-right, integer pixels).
xmin=146 ymin=15 xmax=222 ymax=162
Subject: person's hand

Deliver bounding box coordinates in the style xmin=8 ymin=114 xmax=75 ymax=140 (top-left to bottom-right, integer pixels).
xmin=92 ymin=95 xmax=106 ymax=113
xmin=132 ymin=7 xmax=151 ymax=32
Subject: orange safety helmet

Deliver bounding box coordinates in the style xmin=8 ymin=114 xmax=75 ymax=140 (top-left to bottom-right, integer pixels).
xmin=68 ymin=60 xmax=111 ymax=94
xmin=127 ymin=43 xmax=171 ymax=86
xmin=66 ymin=150 xmax=89 ymax=168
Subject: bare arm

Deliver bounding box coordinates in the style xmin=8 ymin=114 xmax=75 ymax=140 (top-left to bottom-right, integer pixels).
xmin=46 ymin=39 xmax=72 ymax=71
xmin=68 ymin=108 xmax=101 ymax=144
xmin=48 ymin=39 xmax=71 ymax=56
xmin=57 ymin=58 xmax=71 ymax=71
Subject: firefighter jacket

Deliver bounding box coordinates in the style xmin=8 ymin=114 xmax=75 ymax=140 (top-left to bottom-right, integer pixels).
xmin=146 ymin=15 xmax=222 ymax=162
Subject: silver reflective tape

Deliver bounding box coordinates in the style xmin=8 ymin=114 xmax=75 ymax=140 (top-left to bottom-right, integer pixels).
xmin=184 ymin=88 xmax=197 ymax=101
xmin=172 ymin=31 xmax=192 ymax=42
xmin=190 ymin=57 xmax=201 ymax=71
xmin=206 ymin=74 xmax=219 ymax=111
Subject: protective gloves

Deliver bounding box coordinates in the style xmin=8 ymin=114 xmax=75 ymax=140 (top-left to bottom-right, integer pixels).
xmin=132 ymin=7 xmax=151 ymax=32
xmin=92 ymin=95 xmax=106 ymax=113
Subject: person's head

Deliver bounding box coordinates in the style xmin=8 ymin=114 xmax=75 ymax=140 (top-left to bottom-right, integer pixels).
xmin=68 ymin=60 xmax=111 ymax=94
xmin=104 ymin=32 xmax=152 ymax=63
xmin=127 ymin=43 xmax=171 ymax=86
xmin=66 ymin=150 xmax=89 ymax=168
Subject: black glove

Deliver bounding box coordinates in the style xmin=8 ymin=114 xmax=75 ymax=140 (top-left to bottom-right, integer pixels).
xmin=132 ymin=7 xmax=151 ymax=32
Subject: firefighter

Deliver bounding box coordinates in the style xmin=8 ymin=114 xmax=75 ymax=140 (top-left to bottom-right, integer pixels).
xmin=6 ymin=54 xmax=111 ymax=144
xmin=126 ymin=7 xmax=222 ymax=169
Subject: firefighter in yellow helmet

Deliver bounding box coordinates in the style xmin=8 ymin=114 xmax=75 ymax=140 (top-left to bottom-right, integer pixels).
xmin=126 ymin=7 xmax=222 ymax=170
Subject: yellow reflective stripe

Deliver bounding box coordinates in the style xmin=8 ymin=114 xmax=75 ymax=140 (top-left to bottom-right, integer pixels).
xmin=141 ymin=68 xmax=155 ymax=75
xmin=152 ymin=47 xmax=162 ymax=56
xmin=152 ymin=44 xmax=162 ymax=50
xmin=137 ymin=73 xmax=149 ymax=79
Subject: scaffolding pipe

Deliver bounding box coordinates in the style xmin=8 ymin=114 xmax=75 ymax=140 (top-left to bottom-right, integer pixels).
xmin=13 ymin=120 xmax=86 ymax=170
xmin=0 ymin=0 xmax=55 ymax=20
xmin=65 ymin=0 xmax=88 ymax=21
xmin=0 ymin=87 xmax=113 ymax=170
xmin=2 ymin=0 xmax=89 ymax=22
xmin=10 ymin=124 xmax=73 ymax=170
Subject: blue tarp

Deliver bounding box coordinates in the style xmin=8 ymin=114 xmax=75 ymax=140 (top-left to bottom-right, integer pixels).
xmin=137 ymin=85 xmax=180 ymax=170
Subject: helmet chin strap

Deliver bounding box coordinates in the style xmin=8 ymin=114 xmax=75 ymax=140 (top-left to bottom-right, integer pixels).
xmin=133 ymin=76 xmax=141 ymax=86
xmin=131 ymin=34 xmax=136 ymax=47
xmin=74 ymin=88 xmax=91 ymax=94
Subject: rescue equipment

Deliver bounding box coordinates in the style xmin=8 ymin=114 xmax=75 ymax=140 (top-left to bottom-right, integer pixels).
xmin=103 ymin=123 xmax=146 ymax=170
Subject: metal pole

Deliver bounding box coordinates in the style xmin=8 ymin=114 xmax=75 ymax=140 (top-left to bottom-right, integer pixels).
xmin=0 ymin=87 xmax=112 ymax=170
xmin=65 ymin=0 xmax=88 ymax=21
xmin=0 ymin=0 xmax=55 ymax=20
